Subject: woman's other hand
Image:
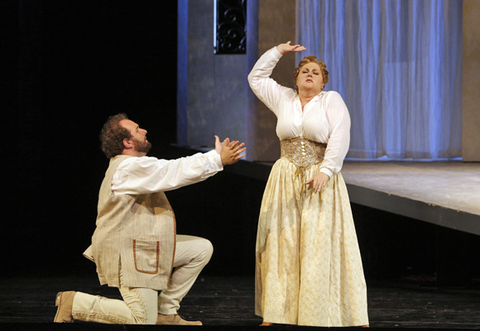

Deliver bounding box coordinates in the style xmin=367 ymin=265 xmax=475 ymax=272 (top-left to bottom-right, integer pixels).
xmin=276 ymin=41 xmax=306 ymax=55
xmin=305 ymin=172 xmax=330 ymax=193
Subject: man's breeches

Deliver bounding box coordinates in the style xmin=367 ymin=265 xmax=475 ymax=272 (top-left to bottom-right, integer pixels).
xmin=71 ymin=235 xmax=213 ymax=324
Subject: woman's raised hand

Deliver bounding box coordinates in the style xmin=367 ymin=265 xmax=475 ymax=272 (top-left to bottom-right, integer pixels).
xmin=276 ymin=41 xmax=306 ymax=55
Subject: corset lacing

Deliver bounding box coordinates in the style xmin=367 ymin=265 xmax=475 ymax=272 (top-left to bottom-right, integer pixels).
xmin=280 ymin=137 xmax=327 ymax=195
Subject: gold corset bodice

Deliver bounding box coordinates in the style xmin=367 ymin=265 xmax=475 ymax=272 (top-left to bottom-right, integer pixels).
xmin=280 ymin=137 xmax=326 ymax=169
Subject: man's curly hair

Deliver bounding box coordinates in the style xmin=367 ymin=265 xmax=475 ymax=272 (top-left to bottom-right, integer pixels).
xmin=100 ymin=113 xmax=131 ymax=158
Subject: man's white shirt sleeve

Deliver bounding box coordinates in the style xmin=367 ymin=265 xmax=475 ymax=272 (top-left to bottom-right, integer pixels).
xmin=111 ymin=150 xmax=223 ymax=195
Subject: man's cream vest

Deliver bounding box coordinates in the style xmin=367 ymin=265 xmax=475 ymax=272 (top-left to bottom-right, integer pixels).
xmin=90 ymin=155 xmax=176 ymax=290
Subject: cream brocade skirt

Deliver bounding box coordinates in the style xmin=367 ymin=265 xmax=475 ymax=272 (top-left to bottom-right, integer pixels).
xmin=255 ymin=153 xmax=369 ymax=326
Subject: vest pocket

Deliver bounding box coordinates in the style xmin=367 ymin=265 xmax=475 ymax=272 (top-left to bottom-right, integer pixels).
xmin=133 ymin=239 xmax=159 ymax=274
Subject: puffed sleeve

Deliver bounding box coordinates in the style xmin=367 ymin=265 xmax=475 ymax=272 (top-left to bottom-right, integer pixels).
xmin=247 ymin=47 xmax=291 ymax=115
xmin=111 ymin=150 xmax=223 ymax=195
xmin=320 ymin=91 xmax=351 ymax=176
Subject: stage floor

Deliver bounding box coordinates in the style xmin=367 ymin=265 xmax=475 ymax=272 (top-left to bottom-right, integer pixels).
xmin=2 ymin=275 xmax=480 ymax=329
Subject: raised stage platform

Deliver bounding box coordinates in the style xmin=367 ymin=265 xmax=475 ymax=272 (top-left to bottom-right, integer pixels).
xmin=226 ymin=157 xmax=480 ymax=236
xmin=342 ymin=161 xmax=480 ymax=235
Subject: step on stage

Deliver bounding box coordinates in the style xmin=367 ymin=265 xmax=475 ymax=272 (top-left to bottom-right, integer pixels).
xmin=230 ymin=159 xmax=480 ymax=235
xmin=341 ymin=161 xmax=480 ymax=236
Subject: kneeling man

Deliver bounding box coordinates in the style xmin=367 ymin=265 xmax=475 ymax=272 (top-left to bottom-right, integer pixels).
xmin=54 ymin=113 xmax=246 ymax=325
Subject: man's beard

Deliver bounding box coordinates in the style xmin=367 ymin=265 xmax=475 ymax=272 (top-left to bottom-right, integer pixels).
xmin=133 ymin=139 xmax=152 ymax=154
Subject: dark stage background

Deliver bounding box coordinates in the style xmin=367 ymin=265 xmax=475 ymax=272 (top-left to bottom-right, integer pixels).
xmin=5 ymin=1 xmax=181 ymax=277
xmin=3 ymin=1 xmax=480 ymax=287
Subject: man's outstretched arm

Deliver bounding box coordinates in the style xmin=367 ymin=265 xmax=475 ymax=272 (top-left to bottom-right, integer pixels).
xmin=111 ymin=136 xmax=246 ymax=195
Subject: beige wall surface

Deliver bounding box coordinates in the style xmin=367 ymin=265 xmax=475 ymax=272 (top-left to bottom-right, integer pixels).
xmin=248 ymin=0 xmax=296 ymax=161
xmin=462 ymin=0 xmax=480 ymax=161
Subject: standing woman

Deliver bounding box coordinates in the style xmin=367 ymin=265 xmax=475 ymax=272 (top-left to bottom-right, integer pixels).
xmin=248 ymin=42 xmax=369 ymax=327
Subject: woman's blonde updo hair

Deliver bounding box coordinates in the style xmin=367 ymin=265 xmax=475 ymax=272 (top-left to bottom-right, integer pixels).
xmin=294 ymin=55 xmax=329 ymax=90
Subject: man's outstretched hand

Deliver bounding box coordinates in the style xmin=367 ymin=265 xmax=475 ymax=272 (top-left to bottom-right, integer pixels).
xmin=214 ymin=135 xmax=247 ymax=166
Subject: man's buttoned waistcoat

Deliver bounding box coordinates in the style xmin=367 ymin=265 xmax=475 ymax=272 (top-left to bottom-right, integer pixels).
xmin=87 ymin=155 xmax=176 ymax=290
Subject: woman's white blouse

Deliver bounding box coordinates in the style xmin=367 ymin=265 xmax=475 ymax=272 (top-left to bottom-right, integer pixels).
xmin=248 ymin=47 xmax=351 ymax=176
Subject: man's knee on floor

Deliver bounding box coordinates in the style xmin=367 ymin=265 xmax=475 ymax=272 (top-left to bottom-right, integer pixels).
xmin=129 ymin=301 xmax=158 ymax=325
xmin=131 ymin=313 xmax=157 ymax=325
